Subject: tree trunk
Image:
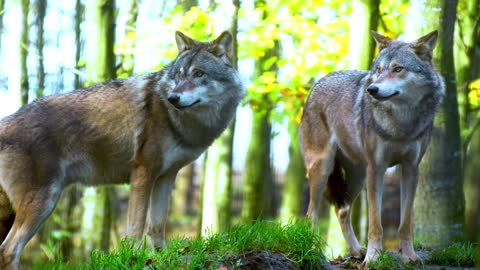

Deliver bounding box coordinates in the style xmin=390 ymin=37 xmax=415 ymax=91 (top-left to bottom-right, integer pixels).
xmin=241 ymin=109 xmax=273 ymax=221
xmin=20 ymin=0 xmax=30 ymax=106
xmin=241 ymin=1 xmax=279 ymax=222
xmin=0 ymin=0 xmax=5 ymax=54
xmin=347 ymin=0 xmax=380 ymax=245
xmin=74 ymin=0 xmax=83 ymax=89
xmin=200 ymin=0 xmax=240 ymax=236
xmin=84 ymin=0 xmax=115 ymax=86
xmin=178 ymin=0 xmax=196 ymax=12
xmin=279 ymin=121 xmax=306 ymax=221
xmin=81 ymin=0 xmax=116 ymax=255
xmin=168 ymin=0 xmax=198 ymax=228
xmin=406 ymin=0 xmax=464 ymax=247
xmin=348 ymin=0 xmax=380 ymax=70
xmin=35 ymin=0 xmax=46 ymax=98
xmin=454 ymin=0 xmax=480 ymax=242
xmin=465 ymin=128 xmax=480 ymax=242
xmin=117 ymin=0 xmax=138 ymax=77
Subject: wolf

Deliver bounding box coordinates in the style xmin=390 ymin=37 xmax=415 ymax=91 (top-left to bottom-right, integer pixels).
xmin=299 ymin=30 xmax=444 ymax=265
xmin=0 ymin=31 xmax=245 ymax=270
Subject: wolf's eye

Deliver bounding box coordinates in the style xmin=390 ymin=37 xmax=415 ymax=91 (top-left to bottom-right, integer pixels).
xmin=193 ymin=70 xmax=204 ymax=78
xmin=393 ymin=66 xmax=404 ymax=73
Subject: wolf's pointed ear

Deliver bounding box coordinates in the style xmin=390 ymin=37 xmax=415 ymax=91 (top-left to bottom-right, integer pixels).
xmin=210 ymin=31 xmax=234 ymax=66
xmin=410 ymin=30 xmax=438 ymax=61
xmin=371 ymin=31 xmax=392 ymax=51
xmin=175 ymin=31 xmax=195 ymax=52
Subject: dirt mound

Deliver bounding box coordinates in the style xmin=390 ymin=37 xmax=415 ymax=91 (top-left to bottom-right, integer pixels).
xmin=219 ymin=251 xmax=298 ymax=270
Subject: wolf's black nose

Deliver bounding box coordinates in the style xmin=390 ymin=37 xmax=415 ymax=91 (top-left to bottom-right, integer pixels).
xmin=168 ymin=93 xmax=180 ymax=104
xmin=367 ymin=85 xmax=379 ymax=96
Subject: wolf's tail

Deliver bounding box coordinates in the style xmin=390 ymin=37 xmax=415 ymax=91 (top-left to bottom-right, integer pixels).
xmin=0 ymin=187 xmax=14 ymax=243
xmin=324 ymin=158 xmax=349 ymax=208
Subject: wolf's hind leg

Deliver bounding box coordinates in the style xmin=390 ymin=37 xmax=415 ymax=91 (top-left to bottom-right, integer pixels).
xmin=329 ymin=161 xmax=366 ymax=258
xmin=305 ymin=143 xmax=336 ymax=228
xmin=0 ymin=184 xmax=62 ymax=270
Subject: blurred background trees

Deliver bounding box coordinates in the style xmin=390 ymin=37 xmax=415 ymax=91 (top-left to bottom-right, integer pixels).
xmin=0 ymin=0 xmax=478 ymax=266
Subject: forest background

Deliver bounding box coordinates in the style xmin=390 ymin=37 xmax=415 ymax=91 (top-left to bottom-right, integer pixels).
xmin=0 ymin=0 xmax=478 ymax=267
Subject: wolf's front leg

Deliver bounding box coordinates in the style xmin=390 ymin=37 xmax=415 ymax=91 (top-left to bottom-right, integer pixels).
xmin=126 ymin=165 xmax=153 ymax=242
xmin=147 ymin=172 xmax=177 ymax=249
xmin=364 ymin=164 xmax=386 ymax=265
xmin=398 ymin=163 xmax=420 ymax=263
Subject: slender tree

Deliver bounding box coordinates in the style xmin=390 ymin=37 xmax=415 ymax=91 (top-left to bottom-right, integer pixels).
xmin=117 ymin=0 xmax=138 ymax=77
xmin=80 ymin=0 xmax=116 ymax=255
xmin=200 ymin=0 xmax=241 ymax=235
xmin=35 ymin=0 xmax=46 ymax=98
xmin=241 ymin=1 xmax=279 ymax=222
xmin=347 ymin=0 xmax=380 ymax=245
xmin=455 ymin=0 xmax=480 ymax=242
xmin=179 ymin=0 xmax=196 ymax=12
xmin=169 ymin=0 xmax=198 ymax=222
xmin=0 ymin=0 xmax=5 ymax=54
xmin=20 ymin=0 xmax=30 ymax=105
xmin=406 ymin=0 xmax=464 ymax=247
xmin=279 ymin=121 xmax=305 ymax=221
xmin=74 ymin=0 xmax=84 ymax=89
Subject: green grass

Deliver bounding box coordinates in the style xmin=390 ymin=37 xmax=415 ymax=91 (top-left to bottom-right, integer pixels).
xmin=367 ymin=250 xmax=404 ymax=270
xmin=426 ymin=242 xmax=476 ymax=267
xmin=34 ymin=219 xmax=326 ymax=270
xmin=367 ymin=242 xmax=476 ymax=270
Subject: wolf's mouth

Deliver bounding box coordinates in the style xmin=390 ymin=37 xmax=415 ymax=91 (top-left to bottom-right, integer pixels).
xmin=372 ymin=91 xmax=399 ymax=101
xmin=175 ymin=99 xmax=201 ymax=109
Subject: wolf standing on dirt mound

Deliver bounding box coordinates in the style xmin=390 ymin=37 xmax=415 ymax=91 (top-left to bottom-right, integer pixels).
xmin=300 ymin=30 xmax=444 ymax=265
xmin=0 ymin=31 xmax=245 ymax=270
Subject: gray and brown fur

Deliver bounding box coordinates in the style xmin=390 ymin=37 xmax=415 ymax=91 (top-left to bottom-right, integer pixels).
xmin=0 ymin=31 xmax=245 ymax=270
xmin=300 ymin=30 xmax=443 ymax=265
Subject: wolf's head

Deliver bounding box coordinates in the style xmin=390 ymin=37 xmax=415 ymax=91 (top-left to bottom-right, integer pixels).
xmin=166 ymin=31 xmax=244 ymax=110
xmin=365 ymin=31 xmax=444 ymax=104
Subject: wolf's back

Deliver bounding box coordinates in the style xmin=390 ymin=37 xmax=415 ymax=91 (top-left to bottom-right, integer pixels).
xmin=304 ymin=70 xmax=367 ymax=114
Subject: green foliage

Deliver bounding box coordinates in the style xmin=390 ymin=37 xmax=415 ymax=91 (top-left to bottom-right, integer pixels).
xmin=426 ymin=242 xmax=476 ymax=267
xmin=37 ymin=220 xmax=326 ymax=270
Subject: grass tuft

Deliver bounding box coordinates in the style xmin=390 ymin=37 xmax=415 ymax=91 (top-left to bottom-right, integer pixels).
xmin=426 ymin=242 xmax=476 ymax=267
xmin=367 ymin=250 xmax=403 ymax=270
xmin=36 ymin=219 xmax=326 ymax=270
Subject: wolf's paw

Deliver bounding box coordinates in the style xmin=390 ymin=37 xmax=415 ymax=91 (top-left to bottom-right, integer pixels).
xmin=399 ymin=240 xmax=420 ymax=263
xmin=400 ymin=250 xmax=420 ymax=264
xmin=350 ymin=246 xmax=366 ymax=258
xmin=362 ymin=244 xmax=382 ymax=267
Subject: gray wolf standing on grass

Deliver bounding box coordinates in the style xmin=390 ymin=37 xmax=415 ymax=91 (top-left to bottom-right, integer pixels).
xmin=300 ymin=30 xmax=444 ymax=265
xmin=0 ymin=31 xmax=245 ymax=270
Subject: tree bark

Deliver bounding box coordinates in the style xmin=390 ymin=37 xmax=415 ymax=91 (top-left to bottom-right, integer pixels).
xmin=35 ymin=0 xmax=46 ymax=98
xmin=406 ymin=0 xmax=464 ymax=247
xmin=200 ymin=0 xmax=240 ymax=235
xmin=20 ymin=0 xmax=30 ymax=106
xmin=241 ymin=0 xmax=279 ymax=221
xmin=455 ymin=0 xmax=480 ymax=242
xmin=348 ymin=0 xmax=380 ymax=70
xmin=81 ymin=0 xmax=116 ymax=254
xmin=74 ymin=0 xmax=84 ymax=89
xmin=0 ymin=0 xmax=5 ymax=54
xmin=279 ymin=121 xmax=306 ymax=221
xmin=347 ymin=0 xmax=380 ymax=245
